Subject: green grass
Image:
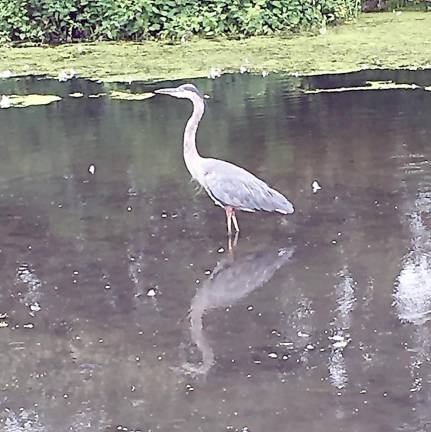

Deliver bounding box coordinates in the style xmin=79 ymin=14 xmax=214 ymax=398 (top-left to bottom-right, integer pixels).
xmin=1 ymin=12 xmax=431 ymax=82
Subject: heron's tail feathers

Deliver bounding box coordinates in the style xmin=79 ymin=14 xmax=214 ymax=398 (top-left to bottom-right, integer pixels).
xmin=267 ymin=187 xmax=295 ymax=215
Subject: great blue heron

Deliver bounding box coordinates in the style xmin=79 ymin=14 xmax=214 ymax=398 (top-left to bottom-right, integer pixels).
xmin=154 ymin=83 xmax=295 ymax=235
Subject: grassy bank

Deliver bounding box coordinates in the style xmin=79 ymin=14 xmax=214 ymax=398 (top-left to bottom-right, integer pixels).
xmin=1 ymin=12 xmax=431 ymax=83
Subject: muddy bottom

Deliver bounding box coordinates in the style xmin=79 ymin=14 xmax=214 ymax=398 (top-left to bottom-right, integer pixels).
xmin=0 ymin=71 xmax=430 ymax=432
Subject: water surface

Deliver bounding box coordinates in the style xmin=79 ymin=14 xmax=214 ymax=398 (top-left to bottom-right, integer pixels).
xmin=0 ymin=71 xmax=430 ymax=432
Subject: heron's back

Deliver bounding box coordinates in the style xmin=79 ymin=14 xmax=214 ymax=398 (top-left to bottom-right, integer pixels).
xmin=201 ymin=158 xmax=294 ymax=214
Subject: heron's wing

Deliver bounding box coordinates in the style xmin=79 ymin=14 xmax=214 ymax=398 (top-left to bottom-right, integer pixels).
xmin=202 ymin=158 xmax=294 ymax=213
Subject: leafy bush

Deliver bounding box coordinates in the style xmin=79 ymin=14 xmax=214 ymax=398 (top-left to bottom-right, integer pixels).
xmin=0 ymin=0 xmax=359 ymax=43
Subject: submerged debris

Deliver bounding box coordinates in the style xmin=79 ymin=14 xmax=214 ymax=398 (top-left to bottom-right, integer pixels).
xmin=146 ymin=288 xmax=157 ymax=297
xmin=312 ymin=180 xmax=322 ymax=193
xmin=29 ymin=302 xmax=41 ymax=312
xmin=297 ymin=331 xmax=310 ymax=338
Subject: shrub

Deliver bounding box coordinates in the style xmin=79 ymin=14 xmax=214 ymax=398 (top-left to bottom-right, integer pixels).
xmin=0 ymin=0 xmax=359 ymax=43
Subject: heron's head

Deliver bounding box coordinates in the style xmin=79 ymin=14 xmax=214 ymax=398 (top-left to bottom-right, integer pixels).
xmin=154 ymin=83 xmax=204 ymax=100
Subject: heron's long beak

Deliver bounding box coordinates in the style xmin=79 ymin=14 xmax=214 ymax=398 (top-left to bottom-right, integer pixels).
xmin=154 ymin=87 xmax=178 ymax=96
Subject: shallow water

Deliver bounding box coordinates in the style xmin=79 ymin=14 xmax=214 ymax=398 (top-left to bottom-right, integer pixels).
xmin=0 ymin=71 xmax=430 ymax=432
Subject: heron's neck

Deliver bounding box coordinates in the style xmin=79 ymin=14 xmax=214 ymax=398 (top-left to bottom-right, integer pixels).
xmin=183 ymin=96 xmax=204 ymax=176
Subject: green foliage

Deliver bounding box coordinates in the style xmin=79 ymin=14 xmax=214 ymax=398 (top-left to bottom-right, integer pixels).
xmin=0 ymin=0 xmax=359 ymax=43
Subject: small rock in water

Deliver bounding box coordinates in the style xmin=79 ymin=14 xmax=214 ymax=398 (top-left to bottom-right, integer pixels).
xmin=268 ymin=352 xmax=278 ymax=359
xmin=312 ymin=180 xmax=322 ymax=193
xmin=217 ymin=247 xmax=224 ymax=253
xmin=23 ymin=323 xmax=34 ymax=329
xmin=297 ymin=331 xmax=310 ymax=338
xmin=262 ymin=70 xmax=269 ymax=77
xmin=88 ymin=164 xmax=96 ymax=175
xmin=0 ymin=321 xmax=8 ymax=328
xmin=239 ymin=65 xmax=248 ymax=74
xmin=146 ymin=288 xmax=157 ymax=297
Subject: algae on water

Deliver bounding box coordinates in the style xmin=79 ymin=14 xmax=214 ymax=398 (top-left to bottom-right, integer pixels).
xmin=0 ymin=94 xmax=61 ymax=108
xmin=109 ymin=91 xmax=154 ymax=100
xmin=303 ymin=81 xmax=422 ymax=94
xmin=0 ymin=13 xmax=430 ymax=83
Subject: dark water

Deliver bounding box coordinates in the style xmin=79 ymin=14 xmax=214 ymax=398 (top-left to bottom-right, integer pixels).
xmin=0 ymin=71 xmax=430 ymax=432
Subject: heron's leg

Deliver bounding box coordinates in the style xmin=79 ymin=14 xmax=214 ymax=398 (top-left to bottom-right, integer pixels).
xmin=228 ymin=231 xmax=239 ymax=252
xmin=231 ymin=209 xmax=240 ymax=233
xmin=225 ymin=207 xmax=233 ymax=236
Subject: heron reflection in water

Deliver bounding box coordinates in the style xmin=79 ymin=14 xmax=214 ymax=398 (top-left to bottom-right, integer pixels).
xmin=154 ymin=84 xmax=295 ymax=236
xmin=183 ymin=242 xmax=295 ymax=375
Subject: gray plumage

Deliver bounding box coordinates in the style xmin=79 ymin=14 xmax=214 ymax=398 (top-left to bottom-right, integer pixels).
xmin=154 ymin=83 xmax=294 ymax=234
xmin=202 ymin=158 xmax=294 ymax=213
